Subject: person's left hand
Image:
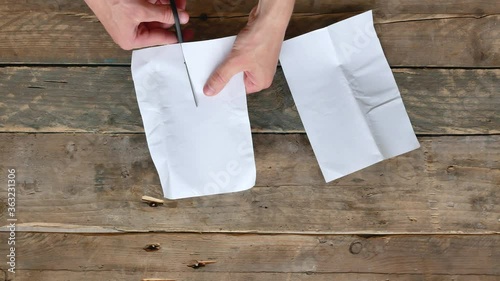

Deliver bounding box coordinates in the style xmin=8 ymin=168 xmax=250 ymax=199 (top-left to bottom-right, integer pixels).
xmin=203 ymin=3 xmax=293 ymax=96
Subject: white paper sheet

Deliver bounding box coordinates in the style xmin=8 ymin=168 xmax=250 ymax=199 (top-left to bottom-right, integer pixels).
xmin=131 ymin=36 xmax=256 ymax=199
xmin=279 ymin=11 xmax=420 ymax=182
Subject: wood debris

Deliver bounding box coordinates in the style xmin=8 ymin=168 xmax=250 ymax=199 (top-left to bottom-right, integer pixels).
xmin=143 ymin=243 xmax=161 ymax=252
xmin=141 ymin=195 xmax=165 ymax=207
xmin=187 ymin=260 xmax=217 ymax=269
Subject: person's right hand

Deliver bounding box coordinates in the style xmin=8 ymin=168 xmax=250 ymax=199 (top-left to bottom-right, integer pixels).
xmin=84 ymin=0 xmax=190 ymax=50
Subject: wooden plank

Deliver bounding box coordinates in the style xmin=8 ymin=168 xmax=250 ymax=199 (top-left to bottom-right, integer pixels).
xmin=1 ymin=0 xmax=498 ymax=15
xmin=0 ymin=134 xmax=498 ymax=234
xmin=0 ymin=67 xmax=498 ymax=134
xmin=0 ymin=233 xmax=498 ymax=275
xmin=0 ymin=11 xmax=497 ymax=66
xmin=376 ymin=14 xmax=499 ymax=67
xmin=8 ymin=271 xmax=499 ymax=281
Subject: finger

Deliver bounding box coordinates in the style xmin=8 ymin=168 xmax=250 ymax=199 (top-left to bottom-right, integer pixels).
xmin=143 ymin=21 xmax=171 ymax=29
xmin=148 ymin=0 xmax=185 ymax=9
xmin=141 ymin=3 xmax=189 ymax=25
xmin=176 ymin=0 xmax=187 ymax=10
xmin=133 ymin=25 xmax=178 ymax=49
xmin=204 ymin=57 xmax=242 ymax=96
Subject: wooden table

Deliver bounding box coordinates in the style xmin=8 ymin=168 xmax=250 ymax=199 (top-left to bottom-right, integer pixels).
xmin=0 ymin=1 xmax=499 ymax=280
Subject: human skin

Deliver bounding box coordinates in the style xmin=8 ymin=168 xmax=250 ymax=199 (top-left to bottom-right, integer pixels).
xmin=84 ymin=0 xmax=190 ymax=50
xmin=84 ymin=0 xmax=295 ymax=95
xmin=203 ymin=0 xmax=295 ymax=96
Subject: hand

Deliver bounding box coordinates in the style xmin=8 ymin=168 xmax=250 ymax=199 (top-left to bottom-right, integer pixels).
xmin=84 ymin=0 xmax=190 ymax=50
xmin=204 ymin=0 xmax=295 ymax=96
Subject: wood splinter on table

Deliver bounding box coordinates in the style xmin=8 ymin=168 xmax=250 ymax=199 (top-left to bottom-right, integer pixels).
xmin=187 ymin=260 xmax=217 ymax=269
xmin=141 ymin=195 xmax=165 ymax=207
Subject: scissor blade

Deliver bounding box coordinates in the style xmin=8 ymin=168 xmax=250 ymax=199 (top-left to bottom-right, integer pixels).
xmin=179 ymin=44 xmax=198 ymax=107
xmin=170 ymin=0 xmax=198 ymax=107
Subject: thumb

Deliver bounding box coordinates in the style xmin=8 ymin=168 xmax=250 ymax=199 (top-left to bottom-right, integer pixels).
xmin=204 ymin=57 xmax=242 ymax=96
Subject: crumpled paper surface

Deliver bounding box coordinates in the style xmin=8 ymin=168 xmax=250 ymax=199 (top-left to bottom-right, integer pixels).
xmin=132 ymin=36 xmax=256 ymax=199
xmin=280 ymin=11 xmax=420 ymax=182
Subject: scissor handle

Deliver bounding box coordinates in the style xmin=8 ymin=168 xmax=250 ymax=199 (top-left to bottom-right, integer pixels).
xmin=169 ymin=0 xmax=184 ymax=43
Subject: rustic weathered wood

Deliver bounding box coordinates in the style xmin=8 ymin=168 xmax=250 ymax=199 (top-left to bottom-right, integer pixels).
xmin=376 ymin=14 xmax=499 ymax=67
xmin=8 ymin=271 xmax=499 ymax=281
xmin=0 ymin=67 xmax=498 ymax=134
xmin=1 ymin=1 xmax=497 ymax=280
xmin=0 ymin=10 xmax=497 ymax=66
xmin=1 ymin=233 xmax=498 ymax=275
xmin=2 ymin=0 xmax=498 ymax=15
xmin=0 ymin=134 xmax=498 ymax=234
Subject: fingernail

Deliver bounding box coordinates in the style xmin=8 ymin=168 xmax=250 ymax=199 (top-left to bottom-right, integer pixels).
xmin=204 ymin=84 xmax=215 ymax=96
xmin=179 ymin=10 xmax=189 ymax=24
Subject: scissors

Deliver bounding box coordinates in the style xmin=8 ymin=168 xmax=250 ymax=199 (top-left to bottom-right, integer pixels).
xmin=170 ymin=0 xmax=198 ymax=107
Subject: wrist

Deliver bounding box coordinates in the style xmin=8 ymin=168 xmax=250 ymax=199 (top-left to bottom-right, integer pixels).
xmin=256 ymin=0 xmax=295 ymax=29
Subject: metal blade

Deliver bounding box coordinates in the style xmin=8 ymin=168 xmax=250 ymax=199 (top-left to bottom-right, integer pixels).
xmin=170 ymin=0 xmax=198 ymax=107
xmin=179 ymin=43 xmax=198 ymax=107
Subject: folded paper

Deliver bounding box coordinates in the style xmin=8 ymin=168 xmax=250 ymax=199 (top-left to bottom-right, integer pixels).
xmin=279 ymin=11 xmax=420 ymax=182
xmin=131 ymin=36 xmax=256 ymax=199
xmin=132 ymin=11 xmax=420 ymax=199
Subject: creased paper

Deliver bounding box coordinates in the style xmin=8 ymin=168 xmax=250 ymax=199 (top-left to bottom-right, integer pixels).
xmin=279 ymin=11 xmax=420 ymax=182
xmin=131 ymin=36 xmax=256 ymax=199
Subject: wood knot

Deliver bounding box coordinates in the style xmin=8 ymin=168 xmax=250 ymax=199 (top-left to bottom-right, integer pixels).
xmin=349 ymin=241 xmax=363 ymax=255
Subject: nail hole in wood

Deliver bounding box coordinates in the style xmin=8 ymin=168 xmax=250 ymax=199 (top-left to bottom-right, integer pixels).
xmin=143 ymin=243 xmax=161 ymax=252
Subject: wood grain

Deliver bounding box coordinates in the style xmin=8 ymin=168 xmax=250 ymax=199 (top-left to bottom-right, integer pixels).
xmin=8 ymin=271 xmax=499 ymax=281
xmin=1 ymin=233 xmax=498 ymax=275
xmin=1 ymin=1 xmax=498 ymax=279
xmin=0 ymin=134 xmax=498 ymax=234
xmin=0 ymin=11 xmax=497 ymax=66
xmin=0 ymin=67 xmax=498 ymax=134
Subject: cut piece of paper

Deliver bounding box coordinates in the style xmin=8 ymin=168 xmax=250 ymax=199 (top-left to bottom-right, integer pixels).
xmin=131 ymin=36 xmax=256 ymax=199
xmin=279 ymin=10 xmax=420 ymax=182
